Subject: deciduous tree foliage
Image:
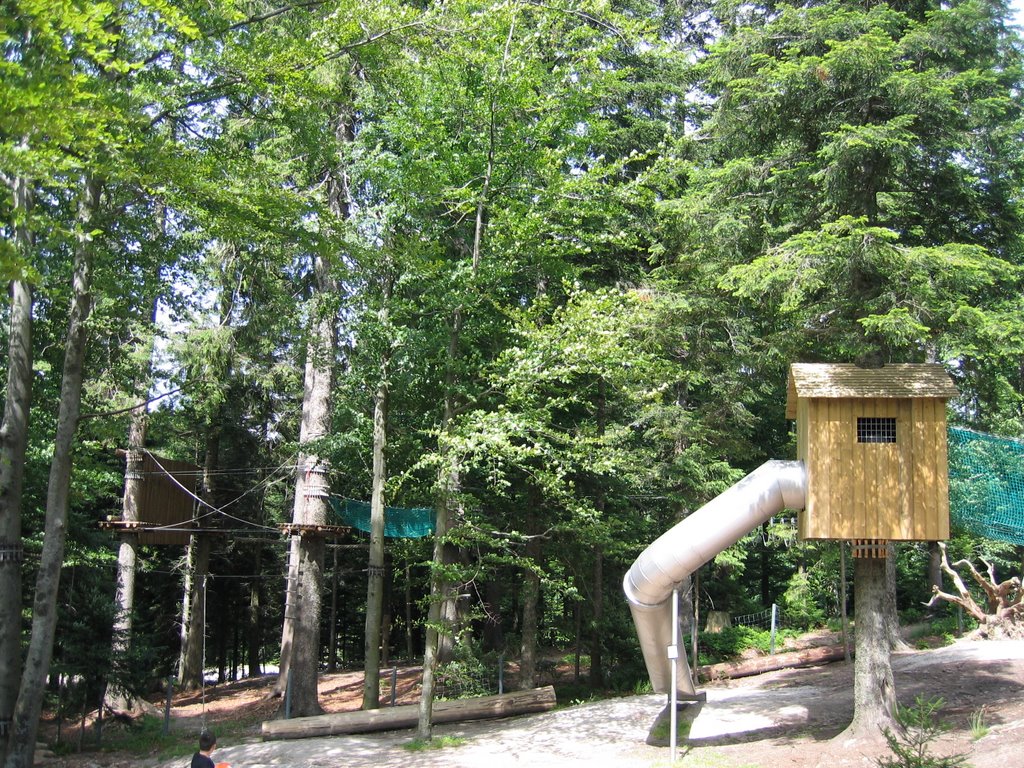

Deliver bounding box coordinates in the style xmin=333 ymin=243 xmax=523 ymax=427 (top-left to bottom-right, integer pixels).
xmin=2 ymin=0 xmax=1023 ymax=755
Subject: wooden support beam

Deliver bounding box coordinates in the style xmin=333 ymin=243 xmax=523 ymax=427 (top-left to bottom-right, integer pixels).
xmin=279 ymin=523 xmax=351 ymax=538
xmin=261 ymin=686 xmax=557 ymax=740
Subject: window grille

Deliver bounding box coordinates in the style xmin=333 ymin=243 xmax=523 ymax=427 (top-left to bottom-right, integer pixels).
xmin=857 ymin=417 xmax=896 ymax=444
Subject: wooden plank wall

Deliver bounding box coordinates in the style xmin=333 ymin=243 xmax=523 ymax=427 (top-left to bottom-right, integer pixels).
xmin=800 ymin=397 xmax=949 ymax=540
xmin=138 ymin=453 xmax=199 ymax=545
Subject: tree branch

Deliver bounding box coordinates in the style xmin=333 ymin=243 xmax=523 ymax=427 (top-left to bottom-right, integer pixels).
xmin=926 ymin=587 xmax=986 ymax=622
xmin=217 ymin=0 xmax=332 ymax=34
xmin=81 ymin=387 xmax=182 ymax=419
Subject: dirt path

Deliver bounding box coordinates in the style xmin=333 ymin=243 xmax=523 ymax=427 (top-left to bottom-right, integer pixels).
xmin=160 ymin=639 xmax=1024 ymax=768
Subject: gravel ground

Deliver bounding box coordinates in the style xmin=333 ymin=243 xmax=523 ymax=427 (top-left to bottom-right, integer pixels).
xmin=157 ymin=639 xmax=1024 ymax=768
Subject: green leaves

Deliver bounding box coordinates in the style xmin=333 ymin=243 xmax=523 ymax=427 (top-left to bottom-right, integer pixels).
xmin=669 ymin=0 xmax=1024 ymax=369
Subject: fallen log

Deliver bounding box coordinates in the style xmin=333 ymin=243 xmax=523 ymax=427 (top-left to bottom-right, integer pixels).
xmin=261 ymin=685 xmax=557 ymax=740
xmin=698 ymin=644 xmax=849 ymax=682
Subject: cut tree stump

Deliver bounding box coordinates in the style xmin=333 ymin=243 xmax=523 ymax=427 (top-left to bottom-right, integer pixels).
xmin=705 ymin=611 xmax=732 ymax=633
xmin=699 ymin=644 xmax=848 ymax=682
xmin=261 ymin=686 xmax=557 ymax=740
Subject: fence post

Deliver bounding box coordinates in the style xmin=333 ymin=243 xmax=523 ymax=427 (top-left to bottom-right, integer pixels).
xmin=769 ymin=604 xmax=778 ymax=655
xmin=390 ymin=667 xmax=398 ymax=707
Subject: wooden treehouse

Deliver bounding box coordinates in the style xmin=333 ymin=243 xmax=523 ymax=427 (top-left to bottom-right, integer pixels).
xmin=786 ymin=363 xmax=958 ymax=553
xmin=100 ymin=451 xmax=201 ymax=545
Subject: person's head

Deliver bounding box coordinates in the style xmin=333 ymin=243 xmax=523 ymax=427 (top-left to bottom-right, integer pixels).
xmin=199 ymin=730 xmax=217 ymax=753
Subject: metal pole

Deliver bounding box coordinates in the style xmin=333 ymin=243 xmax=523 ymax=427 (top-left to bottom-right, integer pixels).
xmin=498 ymin=653 xmax=505 ymax=695
xmin=770 ymin=603 xmax=778 ymax=655
xmin=390 ymin=667 xmax=398 ymax=707
xmin=670 ymin=586 xmax=679 ymax=763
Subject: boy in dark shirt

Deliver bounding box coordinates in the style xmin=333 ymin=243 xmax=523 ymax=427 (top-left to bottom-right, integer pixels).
xmin=190 ymin=730 xmax=217 ymax=768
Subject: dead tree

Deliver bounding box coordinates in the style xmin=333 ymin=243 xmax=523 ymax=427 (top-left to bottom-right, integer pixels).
xmin=927 ymin=542 xmax=1023 ymax=639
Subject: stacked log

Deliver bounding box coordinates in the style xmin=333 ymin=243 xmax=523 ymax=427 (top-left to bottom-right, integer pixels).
xmin=261 ymin=686 xmax=557 ymax=741
xmin=699 ymin=644 xmax=848 ymax=682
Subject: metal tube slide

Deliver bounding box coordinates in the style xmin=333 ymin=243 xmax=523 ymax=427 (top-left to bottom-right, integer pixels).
xmin=623 ymin=460 xmax=806 ymax=694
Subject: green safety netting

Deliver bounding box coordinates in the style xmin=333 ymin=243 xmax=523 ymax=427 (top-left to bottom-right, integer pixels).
xmin=948 ymin=427 xmax=1024 ymax=546
xmin=328 ymin=497 xmax=435 ymax=538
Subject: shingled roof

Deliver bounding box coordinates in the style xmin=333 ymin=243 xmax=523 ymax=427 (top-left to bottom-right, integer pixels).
xmin=786 ymin=363 xmax=958 ymax=419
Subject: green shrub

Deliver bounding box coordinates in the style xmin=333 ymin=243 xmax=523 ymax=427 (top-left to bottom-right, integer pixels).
xmin=436 ymin=640 xmax=500 ymax=699
xmin=780 ymin=569 xmax=826 ymax=629
xmin=689 ymin=625 xmax=799 ymax=665
xmin=877 ymin=696 xmax=970 ymax=768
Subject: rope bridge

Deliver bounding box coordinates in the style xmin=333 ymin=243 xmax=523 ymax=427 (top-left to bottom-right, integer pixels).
xmin=948 ymin=427 xmax=1024 ymax=546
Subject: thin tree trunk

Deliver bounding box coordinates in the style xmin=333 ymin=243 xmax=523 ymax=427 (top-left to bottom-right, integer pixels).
xmin=105 ymin=399 xmax=148 ymax=712
xmin=0 ymin=170 xmax=33 ymax=761
xmin=106 ymin=229 xmax=162 ymax=712
xmin=178 ymin=535 xmax=212 ymax=689
xmin=248 ymin=547 xmax=263 ymax=678
xmin=519 ymin=575 xmax=540 ymax=689
xmin=380 ymin=574 xmax=392 ymax=671
xmin=178 ymin=429 xmax=219 ymax=690
xmin=4 ymin=175 xmax=100 ymax=768
xmin=588 ymin=380 xmax=606 ymax=687
xmin=676 ymin=574 xmax=694 ymax=639
xmin=691 ymin=568 xmax=700 ymax=682
xmin=588 ymin=549 xmax=604 ymax=687
xmin=404 ymin=562 xmax=414 ymax=661
xmin=573 ymin=598 xmax=582 ymax=683
xmin=327 ymin=546 xmax=339 ymax=673
xmin=416 ymin=499 xmax=449 ymax=737
xmin=363 ymin=276 xmax=392 ymax=710
xmin=841 ymin=556 xmax=896 ymax=742
xmin=483 ymin=578 xmax=504 ymax=653
xmin=177 ymin=538 xmax=194 ymax=681
xmin=417 ymin=317 xmax=462 ymax=739
xmin=519 ymin=503 xmax=541 ymax=690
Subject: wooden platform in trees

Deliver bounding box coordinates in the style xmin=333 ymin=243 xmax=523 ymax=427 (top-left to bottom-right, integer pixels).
xmin=278 ymin=523 xmax=351 ymax=538
xmin=260 ymin=686 xmax=557 ymax=740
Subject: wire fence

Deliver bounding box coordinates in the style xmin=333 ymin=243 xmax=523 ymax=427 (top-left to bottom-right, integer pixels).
xmin=729 ymin=604 xmax=789 ymax=654
xmin=730 ymin=604 xmax=792 ymax=631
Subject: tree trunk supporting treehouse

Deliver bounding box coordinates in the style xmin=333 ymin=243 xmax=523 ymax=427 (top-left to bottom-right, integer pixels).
xmin=273 ymin=273 xmax=336 ymax=716
xmin=840 ymin=552 xmax=896 ymax=742
xmin=106 ymin=430 xmax=145 ymax=712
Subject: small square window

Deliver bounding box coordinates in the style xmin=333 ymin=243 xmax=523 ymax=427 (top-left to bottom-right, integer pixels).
xmin=858 ymin=417 xmax=896 ymax=443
